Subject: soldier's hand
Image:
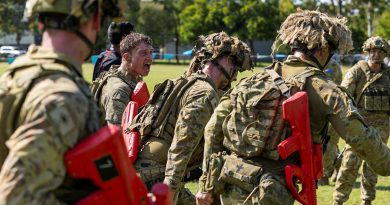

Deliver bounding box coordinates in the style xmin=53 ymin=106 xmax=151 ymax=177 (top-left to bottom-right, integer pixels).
xmin=196 ymin=192 xmax=213 ymax=205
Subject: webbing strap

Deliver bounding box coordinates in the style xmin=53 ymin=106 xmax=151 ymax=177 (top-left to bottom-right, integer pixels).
xmin=265 ymin=65 xmax=291 ymax=98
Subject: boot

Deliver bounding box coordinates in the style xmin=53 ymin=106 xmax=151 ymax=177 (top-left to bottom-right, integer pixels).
xmin=361 ymin=200 xmax=372 ymax=205
xmin=318 ymin=176 xmax=329 ymax=186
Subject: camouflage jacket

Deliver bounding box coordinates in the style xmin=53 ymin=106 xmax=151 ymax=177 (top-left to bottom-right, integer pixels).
xmin=0 ymin=45 xmax=101 ymax=205
xmin=325 ymin=59 xmax=343 ymax=84
xmin=156 ymin=73 xmax=221 ymax=192
xmin=98 ymin=65 xmax=138 ymax=126
xmin=341 ymin=60 xmax=390 ymax=110
xmin=199 ymin=55 xmax=390 ymax=193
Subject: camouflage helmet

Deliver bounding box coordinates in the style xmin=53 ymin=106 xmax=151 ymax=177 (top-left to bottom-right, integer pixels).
xmin=273 ymin=9 xmax=353 ymax=55
xmin=362 ymin=36 xmax=390 ymax=54
xmin=24 ymin=0 xmax=128 ymax=23
xmin=188 ymin=32 xmax=253 ymax=75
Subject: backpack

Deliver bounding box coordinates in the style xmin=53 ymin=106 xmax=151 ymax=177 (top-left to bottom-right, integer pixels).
xmin=130 ymin=73 xmax=211 ymax=139
xmin=90 ymin=65 xmax=132 ymax=105
xmin=0 ymin=56 xmax=82 ymax=166
xmin=222 ymin=62 xmax=326 ymax=160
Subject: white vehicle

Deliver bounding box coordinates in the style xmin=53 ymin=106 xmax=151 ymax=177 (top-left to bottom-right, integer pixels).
xmin=0 ymin=46 xmax=26 ymax=57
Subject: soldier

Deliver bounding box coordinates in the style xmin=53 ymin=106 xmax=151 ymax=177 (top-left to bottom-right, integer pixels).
xmin=92 ymin=21 xmax=134 ymax=81
xmin=93 ymin=32 xmax=153 ymax=127
xmin=196 ymin=10 xmax=390 ymax=205
xmin=0 ymin=0 xmax=125 ymax=204
xmin=319 ymin=58 xmax=343 ymax=185
xmin=133 ymin=32 xmax=252 ymax=205
xmin=333 ymin=36 xmax=390 ymax=205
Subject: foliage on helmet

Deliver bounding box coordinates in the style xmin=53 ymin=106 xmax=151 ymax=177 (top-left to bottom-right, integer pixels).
xmin=188 ymin=32 xmax=253 ymax=75
xmin=24 ymin=0 xmax=128 ymax=23
xmin=362 ymin=36 xmax=390 ymax=54
xmin=273 ymin=9 xmax=353 ymax=55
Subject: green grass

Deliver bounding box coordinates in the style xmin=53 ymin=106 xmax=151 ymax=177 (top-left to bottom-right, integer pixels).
xmin=1 ymin=62 xmax=390 ymax=205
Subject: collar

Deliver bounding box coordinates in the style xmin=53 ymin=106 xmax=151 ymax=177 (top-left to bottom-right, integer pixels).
xmin=26 ymin=44 xmax=83 ymax=76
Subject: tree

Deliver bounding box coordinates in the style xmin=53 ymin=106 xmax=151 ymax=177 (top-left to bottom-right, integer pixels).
xmin=180 ymin=0 xmax=282 ymax=54
xmin=152 ymin=0 xmax=192 ymax=63
xmin=374 ymin=10 xmax=390 ymax=39
xmin=137 ymin=3 xmax=175 ymax=51
xmin=0 ymin=1 xmax=27 ymax=45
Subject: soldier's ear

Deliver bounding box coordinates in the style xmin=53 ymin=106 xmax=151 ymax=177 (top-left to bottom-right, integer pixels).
xmin=123 ymin=52 xmax=130 ymax=62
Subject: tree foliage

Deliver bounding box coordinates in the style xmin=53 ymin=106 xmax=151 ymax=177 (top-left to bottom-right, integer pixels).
xmin=0 ymin=1 xmax=27 ymax=45
xmin=374 ymin=10 xmax=390 ymax=40
xmin=136 ymin=3 xmax=175 ymax=48
xmin=179 ymin=0 xmax=281 ymax=52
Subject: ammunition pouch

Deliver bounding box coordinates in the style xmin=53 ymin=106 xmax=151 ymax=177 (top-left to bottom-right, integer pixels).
xmin=205 ymin=153 xmax=263 ymax=194
xmin=219 ymin=155 xmax=263 ymax=192
xmin=363 ymin=88 xmax=389 ymax=111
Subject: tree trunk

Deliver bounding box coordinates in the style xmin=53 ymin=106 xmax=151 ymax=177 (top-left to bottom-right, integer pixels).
xmin=330 ymin=0 xmax=337 ymax=14
xmin=16 ymin=32 xmax=21 ymax=46
xmin=367 ymin=1 xmax=373 ymax=37
xmin=337 ymin=0 xmax=343 ymax=15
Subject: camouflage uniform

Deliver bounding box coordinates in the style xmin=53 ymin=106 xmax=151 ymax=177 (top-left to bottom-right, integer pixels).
xmin=0 ymin=45 xmax=101 ymax=204
xmin=135 ymin=32 xmax=252 ymax=205
xmin=198 ymin=11 xmax=390 ymax=205
xmin=325 ymin=59 xmax=343 ymax=84
xmin=322 ymin=59 xmax=343 ymax=182
xmin=333 ymin=60 xmax=390 ymax=204
xmin=135 ymin=72 xmax=220 ymax=205
xmin=199 ymin=55 xmax=390 ymax=205
xmin=97 ymin=65 xmax=138 ymax=126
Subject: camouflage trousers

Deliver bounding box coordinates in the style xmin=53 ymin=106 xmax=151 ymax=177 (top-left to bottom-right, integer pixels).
xmin=219 ymin=173 xmax=294 ymax=205
xmin=134 ymin=159 xmax=196 ymax=205
xmin=333 ymin=112 xmax=389 ymax=203
xmin=322 ymin=126 xmax=341 ymax=178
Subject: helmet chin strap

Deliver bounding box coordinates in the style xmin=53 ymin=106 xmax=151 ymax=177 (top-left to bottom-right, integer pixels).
xmin=211 ymin=60 xmax=235 ymax=90
xmin=40 ymin=14 xmax=94 ymax=61
xmin=306 ymin=49 xmax=334 ymax=70
xmin=73 ymin=29 xmax=94 ymax=61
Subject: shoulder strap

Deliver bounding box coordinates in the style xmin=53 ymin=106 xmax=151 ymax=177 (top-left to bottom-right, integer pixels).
xmin=265 ymin=62 xmax=291 ymax=98
xmin=91 ymin=66 xmax=133 ymax=104
xmin=153 ymin=75 xmax=204 ymax=127
xmin=1 ymin=60 xmax=83 ymax=138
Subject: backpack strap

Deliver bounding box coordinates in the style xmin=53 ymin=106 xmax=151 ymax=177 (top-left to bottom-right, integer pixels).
xmin=265 ymin=62 xmax=291 ymax=98
xmin=91 ymin=66 xmax=136 ymax=105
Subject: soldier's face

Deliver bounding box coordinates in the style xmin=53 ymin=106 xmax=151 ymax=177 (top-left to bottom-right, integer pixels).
xmin=368 ymin=49 xmax=386 ymax=64
xmin=218 ymin=56 xmax=236 ymax=89
xmin=127 ymin=42 xmax=154 ymax=77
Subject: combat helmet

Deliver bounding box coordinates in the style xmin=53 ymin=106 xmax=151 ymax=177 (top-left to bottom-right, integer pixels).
xmin=24 ymin=0 xmax=128 ymax=51
xmin=362 ymin=36 xmax=390 ymax=54
xmin=273 ymin=9 xmax=353 ymax=69
xmin=187 ymin=32 xmax=253 ymax=77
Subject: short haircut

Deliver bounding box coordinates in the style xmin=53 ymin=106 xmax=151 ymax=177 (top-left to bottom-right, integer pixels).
xmin=120 ymin=32 xmax=153 ymax=56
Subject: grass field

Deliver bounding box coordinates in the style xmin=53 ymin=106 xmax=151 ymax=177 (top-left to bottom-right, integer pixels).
xmin=1 ymin=61 xmax=390 ymax=205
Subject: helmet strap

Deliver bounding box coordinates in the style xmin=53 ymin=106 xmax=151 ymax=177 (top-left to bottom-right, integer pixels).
xmin=73 ymin=29 xmax=94 ymax=61
xmin=306 ymin=49 xmax=333 ymax=70
xmin=39 ymin=13 xmax=94 ymax=61
xmin=211 ymin=60 xmax=235 ymax=90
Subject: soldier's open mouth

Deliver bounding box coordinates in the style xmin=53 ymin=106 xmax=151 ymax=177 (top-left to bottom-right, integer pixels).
xmin=144 ymin=63 xmax=151 ymax=72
